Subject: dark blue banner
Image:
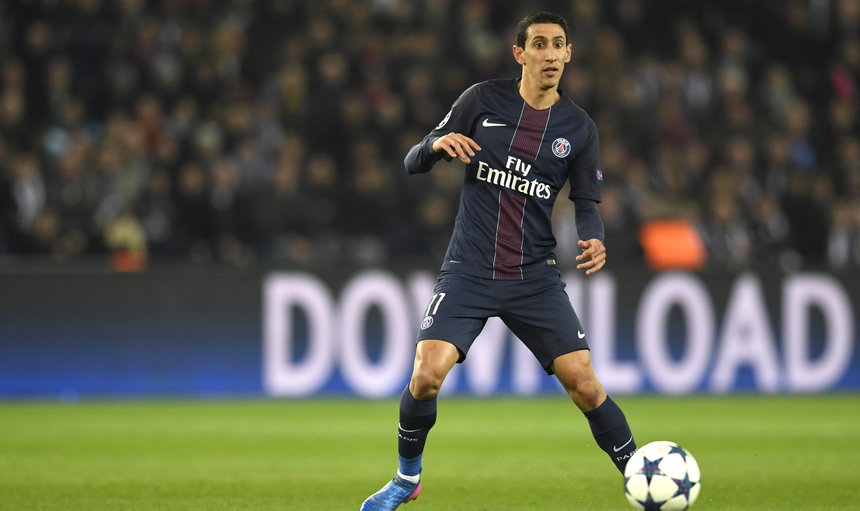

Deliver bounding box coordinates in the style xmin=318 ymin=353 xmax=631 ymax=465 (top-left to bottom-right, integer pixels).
xmin=1 ymin=269 xmax=857 ymax=398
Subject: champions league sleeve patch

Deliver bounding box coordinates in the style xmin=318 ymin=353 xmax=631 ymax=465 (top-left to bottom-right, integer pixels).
xmin=552 ymin=137 xmax=571 ymax=158
xmin=596 ymin=169 xmax=604 ymax=181
xmin=435 ymin=109 xmax=452 ymax=130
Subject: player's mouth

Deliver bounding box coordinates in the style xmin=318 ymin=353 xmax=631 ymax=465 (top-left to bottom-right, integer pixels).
xmin=542 ymin=67 xmax=559 ymax=77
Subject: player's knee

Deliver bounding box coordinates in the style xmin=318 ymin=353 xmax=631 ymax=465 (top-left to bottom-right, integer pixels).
xmin=409 ymin=366 xmax=446 ymax=399
xmin=575 ymin=379 xmax=603 ymax=409
xmin=565 ymin=376 xmax=604 ymax=411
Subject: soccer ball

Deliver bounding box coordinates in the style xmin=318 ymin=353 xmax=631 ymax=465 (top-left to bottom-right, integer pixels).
xmin=623 ymin=441 xmax=701 ymax=511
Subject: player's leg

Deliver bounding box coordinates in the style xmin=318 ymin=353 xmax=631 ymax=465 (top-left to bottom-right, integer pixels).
xmin=398 ymin=339 xmax=460 ymax=479
xmin=501 ymin=276 xmax=637 ymax=474
xmin=360 ymin=340 xmax=459 ymax=511
xmin=553 ymin=350 xmax=638 ymax=474
xmin=399 ymin=275 xmax=489 ymax=481
xmin=362 ymin=272 xmax=491 ymax=510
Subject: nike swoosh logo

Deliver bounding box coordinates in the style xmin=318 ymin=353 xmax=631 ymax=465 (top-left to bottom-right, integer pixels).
xmin=613 ymin=436 xmax=634 ymax=452
xmin=398 ymin=423 xmax=424 ymax=433
xmin=482 ymin=119 xmax=506 ymax=127
xmin=577 ymin=330 xmax=586 ymax=339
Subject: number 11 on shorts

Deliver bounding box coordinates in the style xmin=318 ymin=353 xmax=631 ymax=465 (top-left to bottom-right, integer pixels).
xmin=424 ymin=292 xmax=446 ymax=316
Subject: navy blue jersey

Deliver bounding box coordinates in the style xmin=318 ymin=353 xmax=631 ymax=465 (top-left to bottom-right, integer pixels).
xmin=405 ymin=78 xmax=603 ymax=280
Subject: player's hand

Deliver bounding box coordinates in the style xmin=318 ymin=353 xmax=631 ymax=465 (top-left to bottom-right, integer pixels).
xmin=576 ymin=238 xmax=606 ymax=275
xmin=432 ymin=133 xmax=481 ymax=163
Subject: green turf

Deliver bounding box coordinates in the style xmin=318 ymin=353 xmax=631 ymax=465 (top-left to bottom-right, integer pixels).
xmin=1 ymin=395 xmax=859 ymax=510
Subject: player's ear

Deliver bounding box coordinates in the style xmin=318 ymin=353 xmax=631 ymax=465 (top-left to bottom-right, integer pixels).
xmin=565 ymin=43 xmax=572 ymax=63
xmin=512 ymin=44 xmax=525 ymax=65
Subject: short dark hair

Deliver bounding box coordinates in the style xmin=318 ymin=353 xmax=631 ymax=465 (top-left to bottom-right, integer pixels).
xmin=515 ymin=11 xmax=570 ymax=48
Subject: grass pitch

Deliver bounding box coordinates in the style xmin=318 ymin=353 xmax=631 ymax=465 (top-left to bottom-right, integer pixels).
xmin=1 ymin=395 xmax=858 ymax=510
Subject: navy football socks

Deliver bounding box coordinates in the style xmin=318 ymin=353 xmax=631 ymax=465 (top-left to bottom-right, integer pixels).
xmin=397 ymin=387 xmax=437 ymax=477
xmin=584 ymin=396 xmax=638 ymax=473
xmin=397 ymin=388 xmax=635 ymax=478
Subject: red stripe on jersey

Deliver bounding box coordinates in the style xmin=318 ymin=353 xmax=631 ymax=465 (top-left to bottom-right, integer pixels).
xmin=493 ymin=190 xmax=526 ymax=280
xmin=493 ymin=103 xmax=550 ymax=279
xmin=509 ymin=103 xmax=551 ymax=160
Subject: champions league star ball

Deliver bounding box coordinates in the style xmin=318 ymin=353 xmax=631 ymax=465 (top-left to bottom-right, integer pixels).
xmin=623 ymin=441 xmax=701 ymax=511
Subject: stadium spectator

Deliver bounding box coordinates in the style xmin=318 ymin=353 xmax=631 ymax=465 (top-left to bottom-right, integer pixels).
xmin=0 ymin=0 xmax=855 ymax=273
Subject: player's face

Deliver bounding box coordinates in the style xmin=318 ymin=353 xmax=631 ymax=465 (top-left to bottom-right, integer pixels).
xmin=513 ymin=23 xmax=572 ymax=90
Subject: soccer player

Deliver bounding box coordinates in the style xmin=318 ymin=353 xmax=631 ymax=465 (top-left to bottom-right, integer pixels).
xmin=360 ymin=11 xmax=638 ymax=510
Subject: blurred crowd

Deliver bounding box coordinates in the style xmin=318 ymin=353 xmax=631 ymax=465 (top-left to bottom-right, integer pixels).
xmin=0 ymin=0 xmax=859 ymax=271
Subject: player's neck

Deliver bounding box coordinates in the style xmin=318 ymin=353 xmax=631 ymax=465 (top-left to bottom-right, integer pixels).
xmin=517 ymin=76 xmax=560 ymax=110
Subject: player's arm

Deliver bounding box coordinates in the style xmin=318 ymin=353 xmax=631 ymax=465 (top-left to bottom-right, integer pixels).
xmin=573 ymin=198 xmax=606 ymax=275
xmin=404 ymin=84 xmax=482 ymax=174
xmin=403 ymin=134 xmax=481 ymax=174
xmin=568 ymin=118 xmax=605 ymax=275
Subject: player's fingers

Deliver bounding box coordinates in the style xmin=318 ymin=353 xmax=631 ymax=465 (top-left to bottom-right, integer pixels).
xmin=575 ymin=241 xmax=591 ymax=261
xmin=576 ymin=245 xmax=603 ymax=261
xmin=452 ymin=135 xmax=477 ymax=158
xmin=451 ymin=141 xmax=471 ymax=163
xmin=440 ymin=137 xmax=467 ymax=162
xmin=576 ymin=239 xmax=605 ymax=273
xmin=433 ymin=136 xmax=454 ymax=158
xmin=462 ymin=143 xmax=476 ymax=158
xmin=580 ymin=254 xmax=606 ymax=274
xmin=436 ymin=135 xmax=459 ymax=159
xmin=576 ymin=254 xmax=597 ymax=268
xmin=438 ymin=133 xmax=481 ymax=163
xmin=578 ymin=248 xmax=606 ymax=267
xmin=585 ymin=262 xmax=605 ymax=275
xmin=586 ymin=255 xmax=606 ymax=274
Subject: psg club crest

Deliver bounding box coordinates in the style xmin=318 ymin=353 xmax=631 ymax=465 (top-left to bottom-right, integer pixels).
xmin=596 ymin=169 xmax=604 ymax=181
xmin=552 ymin=137 xmax=571 ymax=158
xmin=420 ymin=316 xmax=434 ymax=330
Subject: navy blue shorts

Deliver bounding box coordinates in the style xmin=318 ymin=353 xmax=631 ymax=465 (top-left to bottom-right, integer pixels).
xmin=416 ymin=271 xmax=589 ymax=374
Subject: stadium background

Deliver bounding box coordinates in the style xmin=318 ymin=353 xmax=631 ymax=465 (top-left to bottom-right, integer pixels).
xmin=0 ymin=0 xmax=859 ymax=398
